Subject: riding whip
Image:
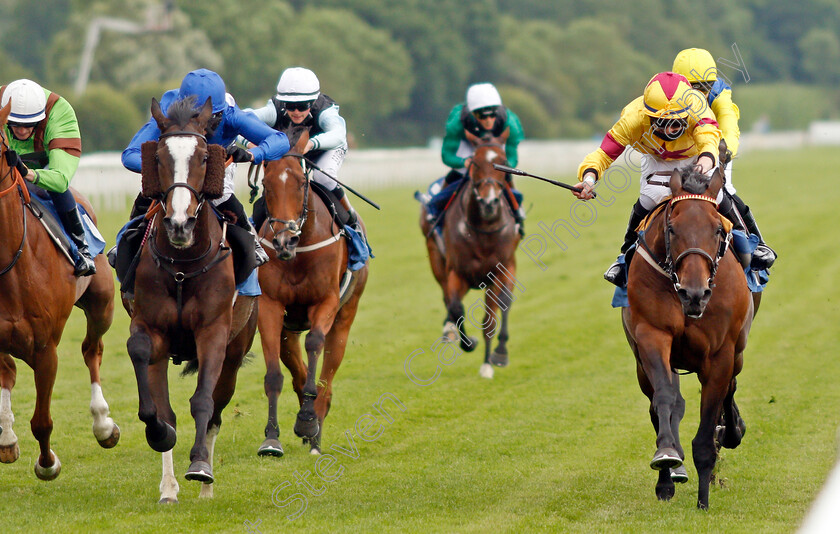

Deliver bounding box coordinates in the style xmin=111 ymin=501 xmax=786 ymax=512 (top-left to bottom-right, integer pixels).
xmin=493 ymin=164 xmax=596 ymax=198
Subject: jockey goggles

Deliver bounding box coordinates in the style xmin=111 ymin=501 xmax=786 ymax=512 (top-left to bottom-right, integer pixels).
xmin=651 ymin=117 xmax=687 ymax=141
xmin=283 ymin=100 xmax=313 ymax=112
xmin=473 ymin=107 xmax=497 ymax=119
xmin=691 ymin=81 xmax=714 ymax=94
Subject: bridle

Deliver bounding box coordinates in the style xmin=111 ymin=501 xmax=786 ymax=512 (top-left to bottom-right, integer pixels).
xmin=639 ymin=194 xmax=731 ymax=293
xmin=155 ymin=130 xmax=209 ymax=218
xmin=263 ymin=153 xmax=310 ymax=240
xmin=462 ymin=143 xmax=510 ymax=233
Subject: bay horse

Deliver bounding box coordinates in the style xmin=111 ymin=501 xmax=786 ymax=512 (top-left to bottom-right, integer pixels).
xmin=419 ymin=135 xmax=520 ymax=379
xmin=125 ymin=96 xmax=258 ymax=502
xmin=256 ymin=125 xmax=368 ymax=456
xmin=0 ymin=102 xmax=119 ymax=480
xmin=621 ymin=166 xmax=755 ymax=509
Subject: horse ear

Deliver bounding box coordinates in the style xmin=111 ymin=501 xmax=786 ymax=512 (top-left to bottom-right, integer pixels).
xmin=669 ymin=168 xmax=683 ymax=194
xmin=203 ymin=144 xmax=226 ymax=199
xmin=0 ymin=101 xmax=10 ymax=125
xmin=464 ymin=129 xmax=482 ymax=146
xmin=707 ymin=167 xmax=723 ymax=199
xmin=496 ymin=127 xmax=510 ymax=144
xmin=150 ymin=98 xmax=167 ymax=130
xmin=140 ymin=141 xmax=162 ymax=198
xmin=197 ymin=97 xmax=214 ymax=125
xmin=294 ymin=127 xmax=310 ymax=153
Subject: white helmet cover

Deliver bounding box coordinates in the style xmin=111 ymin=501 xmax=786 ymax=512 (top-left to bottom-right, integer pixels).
xmin=466 ymin=83 xmax=502 ymax=112
xmin=1 ymin=79 xmax=47 ymax=124
xmin=276 ymin=67 xmax=321 ymax=102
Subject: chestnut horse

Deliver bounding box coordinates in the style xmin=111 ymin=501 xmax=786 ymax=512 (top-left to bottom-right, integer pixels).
xmin=0 ymin=102 xmax=119 ymax=480
xmin=420 ymin=137 xmax=521 ymax=379
xmin=622 ymin=166 xmax=755 ymax=509
xmin=125 ymin=97 xmax=258 ymax=502
xmin=256 ymin=126 xmax=368 ymax=455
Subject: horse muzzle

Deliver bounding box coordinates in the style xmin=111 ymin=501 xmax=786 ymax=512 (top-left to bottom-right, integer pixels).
xmin=272 ymin=235 xmax=299 ymax=261
xmin=162 ymin=216 xmax=197 ymax=248
xmin=676 ymin=286 xmax=713 ymax=318
xmin=477 ymin=196 xmax=501 ymax=219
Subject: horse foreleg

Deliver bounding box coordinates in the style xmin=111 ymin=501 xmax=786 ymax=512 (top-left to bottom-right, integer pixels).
xmin=31 ymin=344 xmax=60 ymax=480
xmin=80 ymin=313 xmax=120 ymax=449
xmin=258 ymin=298 xmax=287 ymax=457
xmin=159 ymin=450 xmax=179 ymax=504
xmin=476 ymin=287 xmax=500 ymax=379
xmin=0 ymin=353 xmax=19 ymax=463
xmin=487 ymin=278 xmax=513 ymax=369
xmin=719 ymin=376 xmax=746 ymax=450
xmin=186 ymin=326 xmax=229 ymax=484
xmin=295 ymin=298 xmax=339 ymax=440
xmin=693 ymin=350 xmax=735 ymax=510
xmin=198 ymin=424 xmax=219 ymax=499
xmin=444 ymin=271 xmax=476 ymax=352
xmin=127 ymin=327 xmax=176 ymax=453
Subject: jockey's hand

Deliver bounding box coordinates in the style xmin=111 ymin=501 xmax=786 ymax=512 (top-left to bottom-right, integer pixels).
xmin=226 ymin=145 xmax=253 ymax=163
xmin=303 ymin=140 xmax=314 ymax=154
xmin=4 ymin=150 xmax=31 ymax=181
xmin=572 ymin=174 xmax=596 ymax=200
xmin=463 ymin=157 xmax=473 ymax=170
xmin=694 ymin=155 xmax=714 ymax=175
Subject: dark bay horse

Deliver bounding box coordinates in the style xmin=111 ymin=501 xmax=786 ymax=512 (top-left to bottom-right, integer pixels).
xmin=0 ymin=102 xmax=119 ymax=480
xmin=420 ymin=137 xmax=521 ymax=379
xmin=125 ymin=97 xmax=258 ymax=502
xmin=622 ymin=166 xmax=755 ymax=509
xmin=256 ymin=126 xmax=368 ymax=456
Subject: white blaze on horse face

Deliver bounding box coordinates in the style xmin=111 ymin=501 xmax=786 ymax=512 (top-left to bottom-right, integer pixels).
xmin=165 ymin=136 xmax=199 ymax=225
xmin=279 ymin=169 xmax=289 ymax=184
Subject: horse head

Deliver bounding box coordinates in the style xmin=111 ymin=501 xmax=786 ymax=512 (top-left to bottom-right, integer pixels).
xmin=465 ymin=130 xmax=509 ymax=222
xmin=666 ymin=166 xmax=726 ymax=318
xmin=262 ymin=125 xmax=310 ymax=260
xmin=141 ymin=96 xmax=225 ymax=248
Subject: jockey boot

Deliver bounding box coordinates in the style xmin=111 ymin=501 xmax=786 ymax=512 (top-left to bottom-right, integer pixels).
xmin=733 ymin=194 xmax=777 ymax=270
xmin=58 ymin=207 xmax=97 ymax=277
xmin=604 ymin=200 xmax=649 ymax=287
xmin=718 ymin=193 xmax=751 ymax=269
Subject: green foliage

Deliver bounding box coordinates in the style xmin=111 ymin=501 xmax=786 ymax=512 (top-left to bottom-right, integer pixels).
xmin=737 ymin=83 xmax=840 ymax=131
xmin=798 ymin=28 xmax=840 ymax=84
xmin=0 ymin=0 xmax=70 ymax=81
xmin=73 ymin=84 xmax=143 ymax=152
xmin=0 ymin=51 xmax=34 ymax=83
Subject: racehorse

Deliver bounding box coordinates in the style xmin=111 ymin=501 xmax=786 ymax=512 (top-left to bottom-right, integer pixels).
xmin=420 ymin=135 xmax=521 ymax=379
xmin=621 ymin=165 xmax=755 ymax=509
xmin=0 ymin=102 xmax=119 ymax=480
xmin=256 ymin=125 xmax=368 ymax=456
xmin=125 ymin=96 xmax=258 ymax=502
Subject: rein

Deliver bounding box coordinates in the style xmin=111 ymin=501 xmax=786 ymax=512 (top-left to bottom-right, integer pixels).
xmin=0 ymin=130 xmax=33 ymax=275
xmin=637 ymin=194 xmax=731 ymax=293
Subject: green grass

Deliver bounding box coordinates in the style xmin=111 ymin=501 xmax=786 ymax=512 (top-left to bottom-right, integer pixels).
xmin=1 ymin=147 xmax=838 ymax=533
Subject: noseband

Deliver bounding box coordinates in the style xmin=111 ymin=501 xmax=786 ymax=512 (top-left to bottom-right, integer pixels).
xmin=663 ymin=194 xmax=731 ymax=292
xmin=265 ymin=153 xmax=310 ymax=240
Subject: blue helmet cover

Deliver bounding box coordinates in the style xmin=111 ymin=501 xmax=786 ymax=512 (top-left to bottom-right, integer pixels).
xmin=178 ymin=69 xmax=227 ymax=113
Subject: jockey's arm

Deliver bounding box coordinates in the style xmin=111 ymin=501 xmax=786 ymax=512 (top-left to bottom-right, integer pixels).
xmin=231 ymin=110 xmax=290 ymax=163
xmin=33 ymin=97 xmax=81 ymax=192
xmin=35 ymin=148 xmax=79 ymax=192
xmin=504 ymin=110 xmax=525 ymax=168
xmin=441 ymin=105 xmax=467 ymax=169
xmin=310 ymin=105 xmax=347 ymax=152
xmin=711 ymin=90 xmax=740 ymax=157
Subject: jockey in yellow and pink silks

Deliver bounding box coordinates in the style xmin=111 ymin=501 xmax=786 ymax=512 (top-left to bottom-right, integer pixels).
xmin=571 ymin=72 xmax=731 ymax=287
xmin=672 ymin=48 xmax=776 ymax=270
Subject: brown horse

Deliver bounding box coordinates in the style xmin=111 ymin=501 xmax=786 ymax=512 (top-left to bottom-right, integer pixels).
xmin=622 ymin=166 xmax=755 ymax=509
xmin=0 ymin=102 xmax=119 ymax=480
xmin=256 ymin=126 xmax=368 ymax=455
xmin=420 ymin=138 xmax=521 ymax=379
xmin=125 ymin=97 xmax=258 ymax=502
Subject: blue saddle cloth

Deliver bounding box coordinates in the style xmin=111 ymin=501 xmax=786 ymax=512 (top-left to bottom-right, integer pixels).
xmin=611 ymin=230 xmax=770 ymax=308
xmin=32 ymin=193 xmax=106 ymax=259
xmin=344 ymin=224 xmax=372 ymax=271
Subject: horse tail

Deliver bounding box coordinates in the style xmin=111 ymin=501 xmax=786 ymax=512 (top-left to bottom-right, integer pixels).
xmin=180 ymin=360 xmax=199 ymax=377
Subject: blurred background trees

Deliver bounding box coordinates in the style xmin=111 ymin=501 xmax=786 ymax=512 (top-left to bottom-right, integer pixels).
xmin=1 ymin=0 xmax=839 ymax=151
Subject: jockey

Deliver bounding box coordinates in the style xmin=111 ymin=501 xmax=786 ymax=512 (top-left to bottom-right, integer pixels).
xmin=121 ymin=68 xmax=290 ymax=266
xmin=572 ymin=72 xmax=741 ymax=287
xmin=672 ymin=47 xmax=776 ymax=269
xmin=425 ymin=83 xmax=526 ymax=235
xmin=246 ymin=67 xmax=357 ymax=234
xmin=1 ymin=79 xmax=96 ymax=276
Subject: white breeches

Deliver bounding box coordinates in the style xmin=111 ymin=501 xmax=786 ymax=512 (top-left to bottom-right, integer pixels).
xmin=310 ymin=145 xmax=347 ymax=191
xmin=638 ymin=154 xmax=723 ymax=210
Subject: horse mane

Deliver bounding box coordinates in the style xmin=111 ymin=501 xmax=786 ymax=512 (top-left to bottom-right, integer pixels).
xmin=283 ymin=124 xmax=309 ymax=149
xmin=679 ymin=166 xmax=712 ymax=195
xmin=165 ymin=96 xmax=201 ymax=129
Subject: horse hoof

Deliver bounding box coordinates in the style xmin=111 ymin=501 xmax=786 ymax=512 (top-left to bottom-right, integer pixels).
xmin=294 ymin=416 xmax=320 ymax=439
xmin=479 ymin=363 xmax=494 ymax=379
xmin=158 ymin=497 xmax=178 ymax=504
xmin=670 ymin=465 xmax=689 ymax=483
xmin=185 ymin=461 xmax=214 ymax=483
xmin=442 ymin=322 xmax=458 ymax=343
xmin=258 ymin=439 xmax=284 ymax=458
xmin=310 ymin=447 xmax=322 ymax=456
xmin=656 ymin=485 xmax=676 ymax=501
xmin=34 ymin=450 xmax=61 ymax=481
xmin=461 ymin=336 xmax=479 ymax=352
xmin=146 ymin=422 xmax=176 ymax=453
xmin=489 ymin=350 xmax=509 ymax=367
xmin=0 ymin=442 xmax=20 ymax=463
xmin=97 ymin=424 xmax=121 ymax=449
xmin=650 ymin=447 xmax=682 ymax=470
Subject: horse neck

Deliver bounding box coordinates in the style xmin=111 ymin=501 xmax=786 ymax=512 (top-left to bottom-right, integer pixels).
xmin=0 ymin=169 xmax=26 ymax=261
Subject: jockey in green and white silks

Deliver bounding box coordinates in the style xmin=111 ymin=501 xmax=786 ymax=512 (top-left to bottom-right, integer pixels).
xmin=424 ymin=83 xmax=526 ymax=235
xmin=1 ymin=79 xmax=97 ymax=276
